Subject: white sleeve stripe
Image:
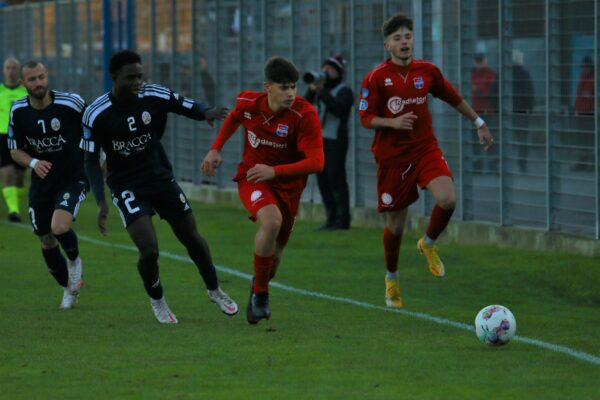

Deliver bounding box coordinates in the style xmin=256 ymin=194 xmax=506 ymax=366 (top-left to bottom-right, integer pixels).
xmin=144 ymin=84 xmax=170 ymax=94
xmin=140 ymin=90 xmax=170 ymax=100
xmin=83 ymin=101 xmax=112 ymax=127
xmin=54 ymin=98 xmax=84 ymax=113
xmin=9 ymin=101 xmax=29 ymax=122
xmin=182 ymin=99 xmax=194 ymax=109
xmin=8 ymin=138 xmax=17 ymax=149
xmin=79 ymin=138 xmax=95 ymax=152
xmin=83 ymin=94 xmax=111 ymax=124
xmin=54 ymin=92 xmax=86 ymax=108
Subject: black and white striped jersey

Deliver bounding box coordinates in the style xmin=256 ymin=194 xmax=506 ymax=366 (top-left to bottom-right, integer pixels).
xmin=80 ymin=83 xmax=211 ymax=193
xmin=8 ymin=90 xmax=86 ymax=195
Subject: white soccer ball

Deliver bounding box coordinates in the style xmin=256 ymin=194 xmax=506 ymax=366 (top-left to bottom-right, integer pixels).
xmin=474 ymin=305 xmax=517 ymax=346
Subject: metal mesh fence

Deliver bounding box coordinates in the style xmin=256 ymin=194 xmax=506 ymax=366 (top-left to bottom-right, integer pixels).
xmin=1 ymin=0 xmax=598 ymax=238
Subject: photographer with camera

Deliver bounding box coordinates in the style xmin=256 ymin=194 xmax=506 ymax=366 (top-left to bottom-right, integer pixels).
xmin=304 ymin=54 xmax=354 ymax=230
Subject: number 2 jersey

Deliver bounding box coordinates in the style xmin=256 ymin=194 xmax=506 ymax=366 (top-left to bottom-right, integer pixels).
xmin=8 ymin=91 xmax=86 ymax=196
xmin=80 ymin=83 xmax=212 ymax=193
xmin=359 ymin=58 xmax=463 ymax=165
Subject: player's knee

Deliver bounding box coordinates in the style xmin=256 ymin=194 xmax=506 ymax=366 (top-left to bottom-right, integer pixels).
xmin=51 ymin=222 xmax=70 ymax=236
xmin=139 ymin=246 xmax=159 ymax=263
xmin=437 ymin=194 xmax=456 ymax=210
xmin=39 ymin=233 xmax=58 ymax=249
xmin=261 ymin=218 xmax=282 ymax=236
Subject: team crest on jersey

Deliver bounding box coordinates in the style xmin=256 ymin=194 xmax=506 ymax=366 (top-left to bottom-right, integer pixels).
xmin=381 ymin=192 xmax=393 ymax=206
xmin=359 ymin=99 xmax=368 ymax=111
xmin=244 ymin=112 xmax=252 ymax=119
xmin=276 ymin=124 xmax=288 ymax=137
xmin=384 ymin=78 xmax=393 ymax=86
xmin=413 ymin=77 xmax=424 ymax=89
xmin=63 ymin=193 xmax=70 ymax=200
xmin=142 ymin=111 xmax=151 ymax=125
xmin=361 ymin=88 xmax=369 ymax=98
xmin=248 ymin=131 xmax=259 ymax=148
xmin=250 ymin=190 xmax=263 ymax=203
xmin=387 ymin=97 xmax=404 ymax=114
xmin=51 ymin=118 xmax=61 ymax=131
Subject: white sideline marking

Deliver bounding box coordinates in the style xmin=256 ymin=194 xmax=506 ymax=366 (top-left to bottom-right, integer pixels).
xmin=4 ymin=222 xmax=600 ymax=366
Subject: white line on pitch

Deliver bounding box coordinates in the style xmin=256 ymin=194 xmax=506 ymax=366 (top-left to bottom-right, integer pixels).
xmin=5 ymin=222 xmax=600 ymax=366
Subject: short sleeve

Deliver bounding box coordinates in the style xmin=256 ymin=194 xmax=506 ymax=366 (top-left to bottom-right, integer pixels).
xmin=7 ymin=108 xmax=22 ymax=150
xmin=358 ymin=71 xmax=381 ymax=128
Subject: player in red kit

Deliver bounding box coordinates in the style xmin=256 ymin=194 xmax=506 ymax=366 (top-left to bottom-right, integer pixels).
xmin=201 ymin=57 xmax=324 ymax=324
xmin=359 ymin=13 xmax=493 ymax=307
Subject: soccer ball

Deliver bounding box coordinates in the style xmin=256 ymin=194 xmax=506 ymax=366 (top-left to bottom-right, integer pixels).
xmin=474 ymin=305 xmax=517 ymax=346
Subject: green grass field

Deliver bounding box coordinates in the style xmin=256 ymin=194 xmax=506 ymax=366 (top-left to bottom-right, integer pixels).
xmin=1 ymin=198 xmax=599 ymax=399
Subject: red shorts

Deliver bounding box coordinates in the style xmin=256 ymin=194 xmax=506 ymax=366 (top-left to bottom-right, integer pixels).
xmin=376 ymin=148 xmax=452 ymax=212
xmin=237 ymin=179 xmax=302 ymax=246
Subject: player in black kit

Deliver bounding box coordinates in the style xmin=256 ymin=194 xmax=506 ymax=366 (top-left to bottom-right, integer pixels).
xmin=81 ymin=50 xmax=238 ymax=323
xmin=8 ymin=61 xmax=85 ymax=309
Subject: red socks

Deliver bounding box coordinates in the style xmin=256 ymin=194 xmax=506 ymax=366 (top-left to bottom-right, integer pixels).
xmin=383 ymin=227 xmax=401 ymax=273
xmin=426 ymin=204 xmax=455 ymax=240
xmin=253 ymin=253 xmax=274 ymax=293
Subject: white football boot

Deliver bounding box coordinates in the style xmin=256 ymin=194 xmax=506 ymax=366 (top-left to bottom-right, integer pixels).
xmin=67 ymin=257 xmax=84 ymax=296
xmin=59 ymin=287 xmax=77 ymax=309
xmin=150 ymin=297 xmax=178 ymax=324
xmin=208 ymin=287 xmax=239 ymax=316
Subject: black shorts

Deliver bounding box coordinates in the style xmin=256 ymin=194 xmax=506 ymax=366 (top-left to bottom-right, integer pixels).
xmin=0 ymin=134 xmax=25 ymax=169
xmin=111 ymin=180 xmax=192 ymax=228
xmin=28 ymin=180 xmax=87 ymax=236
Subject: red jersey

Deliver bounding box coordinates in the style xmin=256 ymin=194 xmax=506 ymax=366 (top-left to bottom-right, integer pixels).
xmin=213 ymin=90 xmax=323 ymax=191
xmin=359 ymin=59 xmax=462 ymax=165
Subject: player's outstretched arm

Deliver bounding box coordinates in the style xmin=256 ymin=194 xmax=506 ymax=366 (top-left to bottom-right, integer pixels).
xmin=204 ymin=107 xmax=229 ymax=127
xmin=454 ymin=100 xmax=494 ymax=151
xmin=10 ymin=149 xmax=52 ymax=179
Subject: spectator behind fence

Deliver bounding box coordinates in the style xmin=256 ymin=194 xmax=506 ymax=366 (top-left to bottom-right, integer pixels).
xmin=471 ymin=53 xmax=498 ymax=170
xmin=575 ymin=56 xmax=594 ymax=115
xmin=304 ymin=54 xmax=354 ymax=230
xmin=200 ymin=55 xmax=216 ymax=105
xmin=572 ymin=56 xmax=595 ymax=172
xmin=512 ymin=49 xmax=534 ymax=172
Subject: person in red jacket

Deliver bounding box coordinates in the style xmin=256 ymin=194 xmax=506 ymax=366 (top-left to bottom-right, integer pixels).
xmin=359 ymin=13 xmax=493 ymax=307
xmin=574 ymin=56 xmax=594 ymax=115
xmin=201 ymin=56 xmax=324 ymax=324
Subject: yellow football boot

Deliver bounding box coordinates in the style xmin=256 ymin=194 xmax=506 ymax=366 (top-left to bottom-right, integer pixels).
xmin=385 ymin=276 xmax=404 ymax=308
xmin=417 ymin=237 xmax=445 ymax=277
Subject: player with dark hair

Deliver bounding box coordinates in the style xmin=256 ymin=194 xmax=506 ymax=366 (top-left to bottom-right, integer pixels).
xmin=359 ymin=13 xmax=493 ymax=307
xmin=201 ymin=56 xmax=324 ymax=324
xmin=82 ymin=49 xmax=238 ymax=324
xmin=8 ymin=61 xmax=86 ymax=309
